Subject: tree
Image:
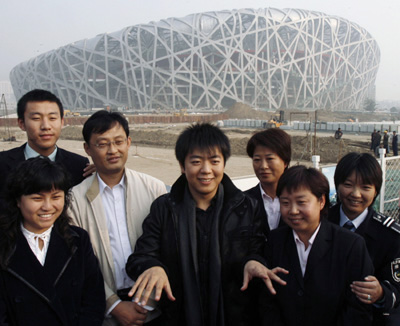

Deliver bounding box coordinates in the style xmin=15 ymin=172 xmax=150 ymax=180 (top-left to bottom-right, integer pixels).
xmin=364 ymin=98 xmax=377 ymax=112
xmin=390 ymin=106 xmax=398 ymax=113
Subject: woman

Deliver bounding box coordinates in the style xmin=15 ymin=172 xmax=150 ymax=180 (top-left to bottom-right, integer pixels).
xmin=0 ymin=157 xmax=105 ymax=326
xmin=245 ymin=128 xmax=291 ymax=235
xmin=329 ymin=152 xmax=400 ymax=325
xmin=262 ymin=165 xmax=373 ymax=326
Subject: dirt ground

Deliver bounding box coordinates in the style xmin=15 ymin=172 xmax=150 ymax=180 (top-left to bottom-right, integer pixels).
xmin=0 ymin=122 xmax=374 ymax=186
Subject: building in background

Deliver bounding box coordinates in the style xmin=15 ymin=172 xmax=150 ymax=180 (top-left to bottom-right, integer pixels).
xmin=0 ymin=81 xmax=17 ymax=112
xmin=9 ymin=8 xmax=380 ymax=112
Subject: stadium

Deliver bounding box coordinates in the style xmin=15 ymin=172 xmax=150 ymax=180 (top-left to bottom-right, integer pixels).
xmin=10 ymin=8 xmax=380 ymax=111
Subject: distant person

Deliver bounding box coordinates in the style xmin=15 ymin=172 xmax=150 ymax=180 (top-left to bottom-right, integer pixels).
xmin=0 ymin=157 xmax=105 ymax=325
xmin=374 ymin=131 xmax=382 ymax=156
xmin=393 ymin=131 xmax=398 ymax=156
xmin=371 ymin=129 xmax=377 ymax=150
xmin=69 ymin=110 xmax=167 ymax=326
xmin=334 ymin=127 xmax=343 ymax=139
xmin=0 ymin=89 xmax=94 ymax=210
xmin=383 ymin=130 xmax=389 ymax=154
xmin=245 ymin=128 xmax=291 ymax=236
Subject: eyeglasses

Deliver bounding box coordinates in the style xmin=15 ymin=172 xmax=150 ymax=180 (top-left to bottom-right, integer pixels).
xmin=93 ymin=138 xmax=128 ymax=150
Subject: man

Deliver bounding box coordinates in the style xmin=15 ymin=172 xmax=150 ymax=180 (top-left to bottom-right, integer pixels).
xmin=126 ymin=123 xmax=286 ymax=326
xmin=383 ymin=130 xmax=390 ymax=154
xmin=374 ymin=130 xmax=382 ymax=156
xmin=371 ymin=129 xmax=377 ymax=150
xmin=393 ymin=131 xmax=398 ymax=156
xmin=334 ymin=127 xmax=343 ymax=139
xmin=69 ymin=110 xmax=167 ymax=326
xmin=0 ymin=89 xmax=91 ymax=208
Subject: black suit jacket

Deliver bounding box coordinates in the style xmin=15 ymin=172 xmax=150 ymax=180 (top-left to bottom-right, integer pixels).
xmin=245 ymin=183 xmax=285 ymax=237
xmin=0 ymin=226 xmax=105 ymax=326
xmin=0 ymin=144 xmax=89 ymax=208
xmin=261 ymin=219 xmax=373 ymax=326
xmin=329 ymin=205 xmax=400 ymax=325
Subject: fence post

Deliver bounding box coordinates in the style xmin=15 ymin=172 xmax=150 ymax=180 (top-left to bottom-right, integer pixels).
xmin=379 ymin=148 xmax=386 ymax=213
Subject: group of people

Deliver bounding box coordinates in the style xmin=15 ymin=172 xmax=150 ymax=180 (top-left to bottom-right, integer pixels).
xmin=0 ymin=89 xmax=400 ymax=326
xmin=371 ymin=129 xmax=398 ymax=156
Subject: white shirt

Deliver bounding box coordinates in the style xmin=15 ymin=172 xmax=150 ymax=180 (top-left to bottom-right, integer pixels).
xmin=24 ymin=143 xmax=58 ymax=161
xmin=260 ymin=184 xmax=281 ymax=230
xmin=21 ymin=223 xmax=53 ymax=266
xmin=339 ymin=205 xmax=368 ymax=229
xmin=293 ymin=223 xmax=321 ymax=276
xmin=98 ymin=174 xmax=134 ymax=291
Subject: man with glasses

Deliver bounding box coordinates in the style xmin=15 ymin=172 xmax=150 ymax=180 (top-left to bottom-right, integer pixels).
xmin=69 ymin=110 xmax=166 ymax=326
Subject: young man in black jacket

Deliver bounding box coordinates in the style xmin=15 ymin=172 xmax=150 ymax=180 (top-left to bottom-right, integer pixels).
xmin=126 ymin=123 xmax=286 ymax=326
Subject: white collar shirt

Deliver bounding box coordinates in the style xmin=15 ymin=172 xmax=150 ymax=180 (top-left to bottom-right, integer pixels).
xmin=293 ymin=223 xmax=321 ymax=276
xmin=259 ymin=183 xmax=281 ymax=230
xmin=21 ymin=223 xmax=53 ymax=266
xmin=339 ymin=205 xmax=368 ymax=229
xmin=97 ymin=174 xmax=134 ymax=290
xmin=24 ymin=143 xmax=57 ymax=161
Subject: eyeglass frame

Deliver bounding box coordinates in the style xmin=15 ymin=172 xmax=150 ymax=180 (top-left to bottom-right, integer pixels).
xmin=91 ymin=138 xmax=128 ymax=150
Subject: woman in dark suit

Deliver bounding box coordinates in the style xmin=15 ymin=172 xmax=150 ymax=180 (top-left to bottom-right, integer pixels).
xmin=0 ymin=157 xmax=105 ymax=326
xmin=245 ymin=128 xmax=291 ymax=236
xmin=262 ymin=166 xmax=373 ymax=326
xmin=329 ymin=152 xmax=400 ymax=325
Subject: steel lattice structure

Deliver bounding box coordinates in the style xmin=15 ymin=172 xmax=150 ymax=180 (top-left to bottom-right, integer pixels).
xmin=10 ymin=8 xmax=380 ymax=111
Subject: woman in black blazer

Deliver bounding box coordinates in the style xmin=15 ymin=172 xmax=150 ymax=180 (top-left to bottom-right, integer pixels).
xmin=262 ymin=166 xmax=373 ymax=326
xmin=0 ymin=157 xmax=105 ymax=326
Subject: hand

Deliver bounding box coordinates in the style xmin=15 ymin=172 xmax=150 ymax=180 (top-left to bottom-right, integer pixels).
xmin=111 ymin=301 xmax=148 ymax=326
xmin=241 ymin=260 xmax=289 ymax=295
xmin=128 ymin=266 xmax=175 ymax=306
xmin=83 ymin=163 xmax=96 ymax=177
xmin=350 ymin=275 xmax=384 ymax=304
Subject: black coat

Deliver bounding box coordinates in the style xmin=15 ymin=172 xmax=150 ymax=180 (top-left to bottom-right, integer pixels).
xmin=329 ymin=205 xmax=400 ymax=325
xmin=0 ymin=226 xmax=105 ymax=326
xmin=261 ymin=219 xmax=374 ymax=326
xmin=0 ymin=144 xmax=89 ymax=209
xmin=245 ymin=183 xmax=286 ymax=237
xmin=126 ymin=174 xmax=266 ymax=326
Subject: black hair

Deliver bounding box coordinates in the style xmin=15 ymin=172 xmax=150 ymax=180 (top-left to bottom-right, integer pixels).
xmin=17 ymin=89 xmax=63 ymax=120
xmin=83 ymin=110 xmax=129 ymax=143
xmin=0 ymin=157 xmax=73 ymax=269
xmin=246 ymin=128 xmax=291 ymax=168
xmin=277 ymin=165 xmax=330 ymax=218
xmin=334 ymin=152 xmax=382 ymax=204
xmin=175 ymin=123 xmax=231 ymax=167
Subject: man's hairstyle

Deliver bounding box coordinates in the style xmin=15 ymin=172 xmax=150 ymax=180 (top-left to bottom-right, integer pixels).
xmin=246 ymin=128 xmax=291 ymax=168
xmin=175 ymin=123 xmax=231 ymax=167
xmin=17 ymin=89 xmax=64 ymax=120
xmin=83 ymin=110 xmax=129 ymax=143
xmin=334 ymin=152 xmax=382 ymax=204
xmin=277 ymin=165 xmax=330 ymax=218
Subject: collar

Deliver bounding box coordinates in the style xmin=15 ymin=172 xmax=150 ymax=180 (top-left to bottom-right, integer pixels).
xmin=21 ymin=223 xmax=54 ymax=239
xmin=24 ymin=143 xmax=57 ymax=161
xmin=97 ymin=173 xmax=126 ymax=193
xmin=339 ymin=205 xmax=368 ymax=229
xmin=293 ymin=222 xmax=321 ymax=246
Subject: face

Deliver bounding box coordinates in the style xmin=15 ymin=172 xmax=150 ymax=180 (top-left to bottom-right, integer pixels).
xmin=252 ymin=145 xmax=287 ymax=190
xmin=18 ymin=101 xmax=64 ymax=157
xmin=18 ymin=189 xmax=65 ymax=234
xmin=280 ymin=187 xmax=325 ymax=241
xmin=84 ymin=123 xmax=131 ymax=178
xmin=180 ymin=147 xmax=224 ymax=206
xmin=337 ymin=171 xmax=377 ymax=220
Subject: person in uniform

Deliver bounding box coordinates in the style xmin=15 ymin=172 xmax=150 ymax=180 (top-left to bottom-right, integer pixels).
xmin=328 ymin=152 xmax=400 ymax=325
xmin=261 ymin=165 xmax=373 ymax=326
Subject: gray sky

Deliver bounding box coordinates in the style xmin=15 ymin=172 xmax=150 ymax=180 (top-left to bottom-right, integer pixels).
xmin=1 ymin=0 xmax=399 ymax=100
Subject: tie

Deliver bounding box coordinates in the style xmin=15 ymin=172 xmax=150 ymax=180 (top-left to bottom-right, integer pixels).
xmin=343 ymin=220 xmax=356 ymax=232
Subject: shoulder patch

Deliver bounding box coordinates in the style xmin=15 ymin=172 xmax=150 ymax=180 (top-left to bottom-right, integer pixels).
xmin=372 ymin=211 xmax=400 ymax=235
xmin=391 ymin=258 xmax=400 ymax=282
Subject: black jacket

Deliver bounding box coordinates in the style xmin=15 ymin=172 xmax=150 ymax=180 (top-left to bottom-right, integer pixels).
xmin=0 ymin=226 xmax=105 ymax=326
xmin=261 ymin=219 xmax=374 ymax=326
xmin=126 ymin=174 xmax=266 ymax=326
xmin=329 ymin=205 xmax=400 ymax=325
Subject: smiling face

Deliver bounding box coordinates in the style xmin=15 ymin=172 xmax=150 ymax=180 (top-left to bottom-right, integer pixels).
xmin=18 ymin=101 xmax=64 ymax=157
xmin=280 ymin=186 xmax=325 ymax=243
xmin=84 ymin=123 xmax=131 ymax=181
xmin=252 ymin=145 xmax=287 ymax=193
xmin=337 ymin=171 xmax=377 ymax=220
xmin=180 ymin=147 xmax=224 ymax=209
xmin=18 ymin=189 xmax=65 ymax=234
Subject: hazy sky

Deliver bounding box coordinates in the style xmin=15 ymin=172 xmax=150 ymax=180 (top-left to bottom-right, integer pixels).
xmin=1 ymin=0 xmax=399 ymax=100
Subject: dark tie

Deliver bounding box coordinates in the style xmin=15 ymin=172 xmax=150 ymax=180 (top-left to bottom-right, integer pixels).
xmin=343 ymin=220 xmax=356 ymax=232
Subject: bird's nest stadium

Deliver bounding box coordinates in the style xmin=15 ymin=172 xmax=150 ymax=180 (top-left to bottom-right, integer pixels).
xmin=10 ymin=8 xmax=380 ymax=111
